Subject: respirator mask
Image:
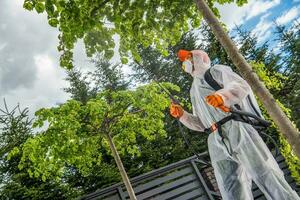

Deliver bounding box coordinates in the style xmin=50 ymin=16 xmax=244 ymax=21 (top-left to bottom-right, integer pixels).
xmin=182 ymin=60 xmax=193 ymax=74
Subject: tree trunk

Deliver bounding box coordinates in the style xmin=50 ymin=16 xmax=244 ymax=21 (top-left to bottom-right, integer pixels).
xmin=194 ymin=0 xmax=300 ymax=158
xmin=106 ymin=133 xmax=137 ymax=200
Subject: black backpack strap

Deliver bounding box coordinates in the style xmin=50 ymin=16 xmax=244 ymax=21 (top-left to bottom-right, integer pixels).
xmin=204 ymin=67 xmax=222 ymax=91
xmin=246 ymin=95 xmax=262 ymax=118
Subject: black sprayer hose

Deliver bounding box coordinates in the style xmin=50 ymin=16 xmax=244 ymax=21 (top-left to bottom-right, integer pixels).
xmin=230 ymin=108 xmax=271 ymax=127
xmin=229 ymin=108 xmax=280 ymax=156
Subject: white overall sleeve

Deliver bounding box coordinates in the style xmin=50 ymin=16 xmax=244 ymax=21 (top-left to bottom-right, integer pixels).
xmin=179 ymin=108 xmax=205 ymax=132
xmin=211 ymin=65 xmax=251 ymax=107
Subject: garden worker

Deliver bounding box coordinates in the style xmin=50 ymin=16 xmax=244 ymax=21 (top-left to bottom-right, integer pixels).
xmin=170 ymin=49 xmax=300 ymax=200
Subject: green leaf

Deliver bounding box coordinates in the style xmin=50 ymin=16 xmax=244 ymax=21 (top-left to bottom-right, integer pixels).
xmin=27 ymin=169 xmax=33 ymax=177
xmin=48 ymin=18 xmax=59 ymax=27
xmin=7 ymin=147 xmax=20 ymax=160
xmin=104 ymin=49 xmax=114 ymax=59
xmin=35 ymin=2 xmax=45 ymax=14
xmin=42 ymin=175 xmax=46 ymax=182
xmin=23 ymin=1 xmax=34 ymax=11
xmin=121 ymin=57 xmax=128 ymax=64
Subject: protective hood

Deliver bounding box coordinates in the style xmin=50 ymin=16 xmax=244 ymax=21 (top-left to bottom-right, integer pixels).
xmin=190 ymin=50 xmax=211 ymax=77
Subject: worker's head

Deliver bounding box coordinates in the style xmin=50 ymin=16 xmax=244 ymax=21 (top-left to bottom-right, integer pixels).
xmin=177 ymin=49 xmax=211 ymax=76
xmin=178 ymin=50 xmax=193 ymax=74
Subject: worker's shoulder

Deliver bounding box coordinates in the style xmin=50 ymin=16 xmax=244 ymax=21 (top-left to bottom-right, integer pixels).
xmin=211 ymin=64 xmax=233 ymax=72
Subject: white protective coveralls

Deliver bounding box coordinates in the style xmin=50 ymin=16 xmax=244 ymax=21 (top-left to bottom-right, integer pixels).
xmin=179 ymin=50 xmax=300 ymax=200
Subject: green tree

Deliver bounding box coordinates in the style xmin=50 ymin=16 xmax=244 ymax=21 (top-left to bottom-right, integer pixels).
xmin=61 ymin=58 xmax=129 ymax=193
xmin=0 ymin=101 xmax=79 ymax=199
xmin=64 ymin=69 xmax=93 ymax=105
xmin=1 ymin=59 xmax=131 ymax=199
xmin=10 ymin=82 xmax=179 ymax=198
xmin=62 ymin=59 xmax=202 ymax=194
xmin=0 ymin=102 xmax=31 ymax=186
xmin=64 ymin=58 xmax=129 ymax=104
xmin=275 ymin=23 xmax=300 ymax=128
xmin=90 ymin=57 xmax=130 ymax=91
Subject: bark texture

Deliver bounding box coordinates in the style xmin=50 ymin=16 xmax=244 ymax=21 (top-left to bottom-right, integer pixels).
xmin=107 ymin=133 xmax=137 ymax=200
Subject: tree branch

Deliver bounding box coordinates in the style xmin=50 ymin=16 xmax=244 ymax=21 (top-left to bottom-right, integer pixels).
xmin=91 ymin=0 xmax=111 ymax=17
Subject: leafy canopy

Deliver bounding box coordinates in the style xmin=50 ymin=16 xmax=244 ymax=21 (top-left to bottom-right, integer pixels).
xmin=23 ymin=0 xmax=247 ymax=68
xmin=9 ymin=82 xmax=179 ymax=180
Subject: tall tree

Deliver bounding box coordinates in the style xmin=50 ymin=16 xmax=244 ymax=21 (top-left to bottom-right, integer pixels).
xmin=62 ymin=59 xmax=129 ymax=194
xmin=10 ymin=82 xmax=178 ymax=199
xmin=62 ymin=58 xmax=200 ymax=195
xmin=65 ymin=59 xmax=138 ymax=199
xmin=0 ymin=102 xmax=33 ymax=198
xmin=0 ymin=101 xmax=31 ymax=186
xmin=64 ymin=69 xmax=93 ymax=105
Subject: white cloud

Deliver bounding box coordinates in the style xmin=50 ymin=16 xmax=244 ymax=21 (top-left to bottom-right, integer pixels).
xmin=245 ymin=0 xmax=280 ymax=20
xmin=0 ymin=43 xmax=7 ymax=51
xmin=1 ymin=24 xmax=7 ymax=30
xmin=252 ymin=13 xmax=273 ymax=43
xmin=3 ymin=55 xmax=69 ymax=118
xmin=0 ymin=0 xmax=74 ymax=116
xmin=276 ymin=6 xmax=300 ymax=25
xmin=0 ymin=0 xmax=112 ymax=118
xmin=216 ymin=0 xmax=281 ymax=29
xmin=0 ymin=0 xmax=130 ymax=118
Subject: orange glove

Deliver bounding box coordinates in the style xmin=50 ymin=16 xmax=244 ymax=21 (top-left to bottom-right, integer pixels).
xmin=170 ymin=103 xmax=184 ymax=118
xmin=218 ymin=105 xmax=230 ymax=112
xmin=206 ymin=93 xmax=224 ymax=107
xmin=206 ymin=94 xmax=230 ymax=112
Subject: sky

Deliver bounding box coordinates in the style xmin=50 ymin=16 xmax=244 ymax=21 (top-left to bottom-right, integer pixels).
xmin=0 ymin=0 xmax=299 ymax=117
